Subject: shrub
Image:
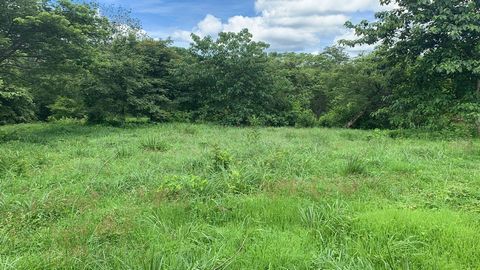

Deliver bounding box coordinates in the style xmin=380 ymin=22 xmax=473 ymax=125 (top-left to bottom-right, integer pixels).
xmin=0 ymin=81 xmax=35 ymax=125
xmin=211 ymin=145 xmax=232 ymax=171
xmin=48 ymin=96 xmax=85 ymax=121
xmin=226 ymin=169 xmax=261 ymax=194
xmin=248 ymin=115 xmax=263 ymax=127
xmin=291 ymin=102 xmax=317 ymax=128
xmin=158 ymin=175 xmax=209 ymax=197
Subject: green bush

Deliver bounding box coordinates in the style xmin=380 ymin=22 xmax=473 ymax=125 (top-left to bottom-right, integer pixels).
xmin=211 ymin=145 xmax=232 ymax=171
xmin=48 ymin=96 xmax=85 ymax=121
xmin=0 ymin=81 xmax=35 ymax=125
xmin=291 ymin=102 xmax=317 ymax=128
xmin=158 ymin=175 xmax=209 ymax=197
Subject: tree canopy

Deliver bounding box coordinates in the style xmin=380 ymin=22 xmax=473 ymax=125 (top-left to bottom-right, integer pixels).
xmin=1 ymin=0 xmax=479 ymax=135
xmin=344 ymin=0 xmax=480 ymax=133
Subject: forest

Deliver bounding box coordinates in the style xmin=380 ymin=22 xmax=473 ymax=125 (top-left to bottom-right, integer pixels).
xmin=1 ymin=0 xmax=479 ymax=135
xmin=1 ymin=0 xmax=480 ymax=269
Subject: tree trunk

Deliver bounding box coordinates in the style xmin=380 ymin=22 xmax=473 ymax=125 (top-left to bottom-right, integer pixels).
xmin=345 ymin=111 xmax=365 ymax=129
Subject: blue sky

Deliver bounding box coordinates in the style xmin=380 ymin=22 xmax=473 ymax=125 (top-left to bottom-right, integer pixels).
xmin=95 ymin=0 xmax=386 ymax=53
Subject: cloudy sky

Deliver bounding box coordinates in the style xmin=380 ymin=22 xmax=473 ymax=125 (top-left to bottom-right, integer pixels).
xmin=97 ymin=0 xmax=391 ymax=53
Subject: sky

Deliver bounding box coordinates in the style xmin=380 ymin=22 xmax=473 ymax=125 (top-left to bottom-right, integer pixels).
xmin=96 ymin=0 xmax=391 ymax=53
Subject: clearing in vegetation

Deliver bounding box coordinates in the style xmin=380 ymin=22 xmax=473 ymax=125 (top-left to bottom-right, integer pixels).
xmin=1 ymin=122 xmax=480 ymax=269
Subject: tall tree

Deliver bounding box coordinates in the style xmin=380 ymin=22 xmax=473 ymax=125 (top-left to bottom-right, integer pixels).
xmin=344 ymin=0 xmax=480 ymax=132
xmin=172 ymin=29 xmax=292 ymax=126
xmin=0 ymin=0 xmax=110 ymax=123
xmin=0 ymin=0 xmax=110 ymax=75
xmin=83 ymin=35 xmax=175 ymax=123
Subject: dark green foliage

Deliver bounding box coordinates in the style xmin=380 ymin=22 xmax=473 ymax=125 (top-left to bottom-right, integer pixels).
xmin=344 ymin=0 xmax=480 ymax=133
xmin=270 ymin=47 xmax=390 ymax=129
xmin=0 ymin=81 xmax=35 ymax=124
xmin=84 ymin=36 xmax=175 ymax=124
xmin=1 ymin=0 xmax=478 ymax=135
xmin=316 ymin=54 xmax=388 ymax=129
xmin=48 ymin=96 xmax=85 ymax=120
xmin=271 ymin=48 xmax=346 ymax=127
xmin=0 ymin=0 xmax=111 ymax=121
xmin=291 ymin=101 xmax=317 ymax=128
xmin=171 ymin=29 xmax=292 ymax=126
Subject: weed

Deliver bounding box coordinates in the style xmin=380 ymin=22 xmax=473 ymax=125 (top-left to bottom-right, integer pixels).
xmin=366 ymin=129 xmax=389 ymax=141
xmin=142 ymin=137 xmax=169 ymax=152
xmin=142 ymin=253 xmax=166 ymax=270
xmin=183 ymin=126 xmax=198 ymax=135
xmin=313 ymin=248 xmax=375 ymax=269
xmin=1 ymin=122 xmax=479 ymax=269
xmin=158 ymin=175 xmax=209 ymax=198
xmin=226 ymin=169 xmax=262 ymax=194
xmin=4 ymin=195 xmax=73 ymax=230
xmin=246 ymin=128 xmax=261 ymax=142
xmin=0 ymin=129 xmax=19 ymax=143
xmin=343 ymin=155 xmax=367 ymax=175
xmin=340 ymin=130 xmax=365 ymax=141
xmin=183 ymin=158 xmax=207 ymax=173
xmin=211 ymin=145 xmax=232 ymax=171
xmin=0 ymin=151 xmax=28 ymax=176
xmin=300 ymin=201 xmax=351 ymax=238
xmin=116 ymin=147 xmax=132 ymax=158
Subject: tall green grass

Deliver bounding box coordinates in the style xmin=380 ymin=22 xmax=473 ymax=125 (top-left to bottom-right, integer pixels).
xmin=0 ymin=122 xmax=479 ymax=269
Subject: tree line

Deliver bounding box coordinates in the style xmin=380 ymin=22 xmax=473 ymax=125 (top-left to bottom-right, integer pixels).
xmin=1 ymin=0 xmax=479 ymax=135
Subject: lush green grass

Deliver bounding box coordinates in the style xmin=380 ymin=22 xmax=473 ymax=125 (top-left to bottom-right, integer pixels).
xmin=1 ymin=122 xmax=479 ymax=269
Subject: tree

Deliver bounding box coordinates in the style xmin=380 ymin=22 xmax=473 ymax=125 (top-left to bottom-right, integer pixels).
xmin=0 ymin=0 xmax=110 ymax=123
xmin=171 ymin=29 xmax=292 ymax=126
xmin=314 ymin=54 xmax=388 ymax=129
xmin=272 ymin=47 xmax=354 ymax=127
xmin=83 ymin=35 xmax=175 ymax=123
xmin=0 ymin=80 xmax=35 ymax=125
xmin=344 ymin=0 xmax=480 ymax=133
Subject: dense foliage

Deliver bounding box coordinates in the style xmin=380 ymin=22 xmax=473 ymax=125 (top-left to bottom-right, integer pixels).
xmin=171 ymin=30 xmax=292 ymax=126
xmin=344 ymin=0 xmax=480 ymax=133
xmin=1 ymin=0 xmax=479 ymax=135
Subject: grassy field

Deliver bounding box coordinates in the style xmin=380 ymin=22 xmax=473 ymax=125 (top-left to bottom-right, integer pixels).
xmin=1 ymin=122 xmax=480 ymax=269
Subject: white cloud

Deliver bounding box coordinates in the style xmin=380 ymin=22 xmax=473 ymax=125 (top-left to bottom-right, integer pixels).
xmin=333 ymin=30 xmax=377 ymax=55
xmin=171 ymin=30 xmax=193 ymax=42
xmin=255 ymin=0 xmax=388 ymax=16
xmin=168 ymin=0 xmax=395 ymax=52
xmin=172 ymin=14 xmax=223 ymax=43
xmin=197 ymin=14 xmax=223 ymax=35
xmin=223 ymin=15 xmax=320 ymax=51
xmin=266 ymin=14 xmax=348 ymax=31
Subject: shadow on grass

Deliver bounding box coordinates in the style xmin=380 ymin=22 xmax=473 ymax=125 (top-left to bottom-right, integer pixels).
xmin=0 ymin=122 xmax=148 ymax=145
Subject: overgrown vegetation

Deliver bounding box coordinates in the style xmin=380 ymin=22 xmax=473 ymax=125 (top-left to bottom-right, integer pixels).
xmin=0 ymin=122 xmax=479 ymax=268
xmin=1 ymin=0 xmax=480 ymax=268
xmin=1 ymin=0 xmax=479 ymax=135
